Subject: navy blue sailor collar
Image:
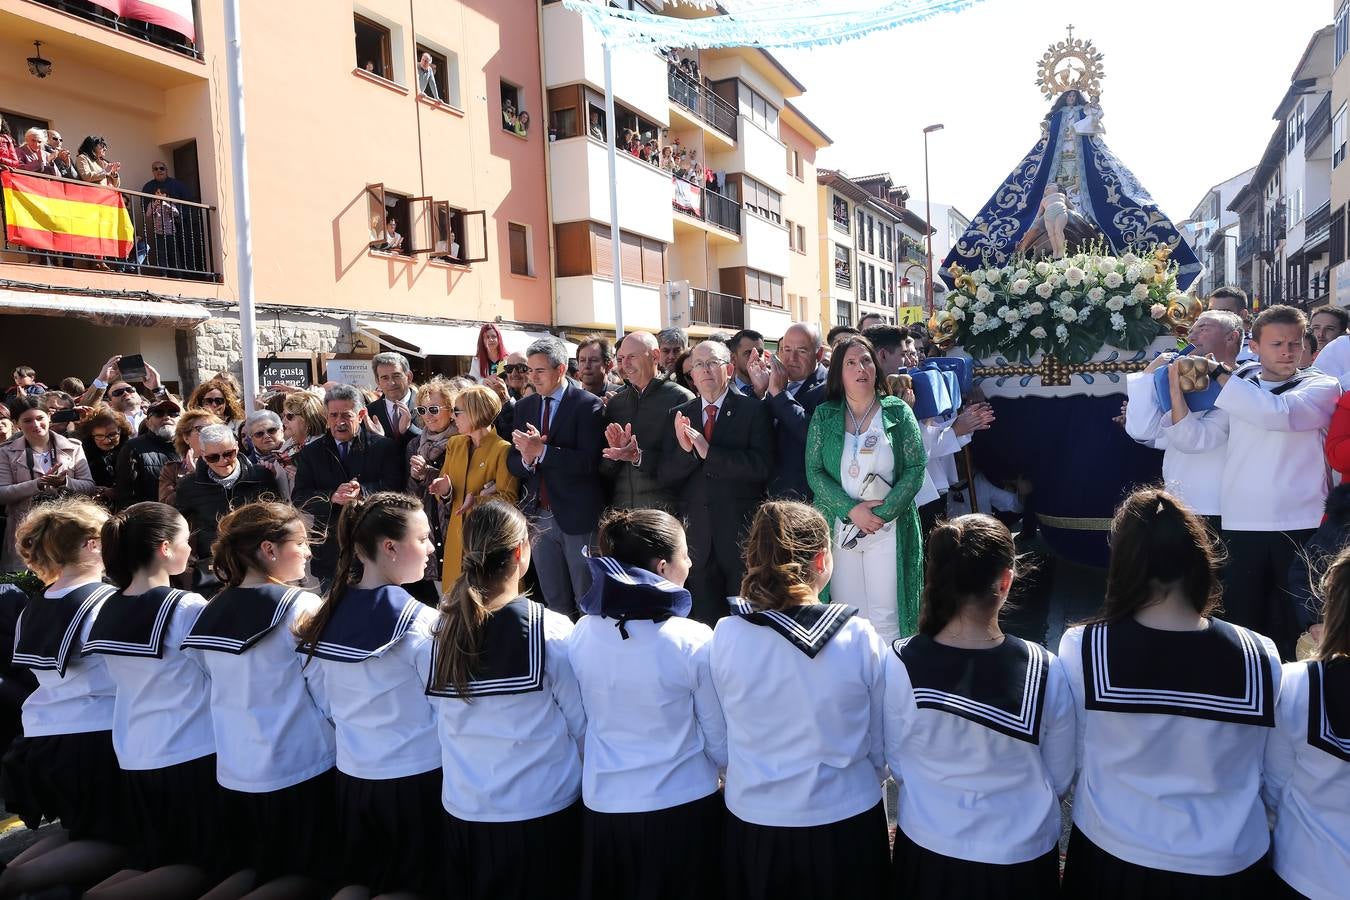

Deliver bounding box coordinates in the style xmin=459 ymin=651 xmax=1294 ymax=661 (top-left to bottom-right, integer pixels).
xmin=83 ymin=585 xmax=191 ymax=659
xmin=181 ymin=583 xmax=303 ymax=655
xmin=578 ymin=555 xmax=692 ymax=639
xmin=13 ymin=581 xmax=117 ymax=675
xmin=299 ymin=584 xmax=424 ymax=662
xmin=729 ymin=598 xmax=858 ymax=658
xmin=426 ymin=597 xmax=543 ymax=699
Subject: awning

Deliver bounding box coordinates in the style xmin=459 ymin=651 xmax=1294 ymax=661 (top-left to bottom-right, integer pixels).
xmin=0 ymin=288 xmax=211 ymax=328
xmin=358 ymin=319 xmax=576 ymax=358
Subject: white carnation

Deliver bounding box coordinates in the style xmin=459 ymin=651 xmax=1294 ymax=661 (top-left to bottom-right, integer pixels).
xmin=1034 ymin=281 xmax=1055 ymax=299
xmin=1056 ymin=324 xmax=1069 ymax=343
xmin=1110 ymin=311 xmax=1127 ymax=331
xmin=1124 ymin=265 xmax=1142 ymax=283
xmin=970 ymin=269 xmax=986 ymax=284
xmin=1122 ymin=252 xmax=1139 ymax=266
xmin=951 ymin=307 xmax=966 ymax=320
xmin=1087 ymin=286 xmax=1105 ymax=303
xmin=1065 ymin=266 xmax=1084 ymax=287
xmin=976 ymin=284 xmax=993 ymax=303
xmin=1103 ymin=272 xmax=1124 ymax=289
xmin=1105 ymin=296 xmax=1125 ymax=312
xmin=1034 ymin=261 xmax=1052 ymax=277
xmin=1008 ymin=322 xmax=1025 ymax=337
xmin=1014 ymin=268 xmax=1030 ymax=280
xmin=1131 ymin=283 xmax=1150 ymax=301
xmin=1059 ymin=307 xmax=1078 ymax=322
xmin=1010 ymin=278 xmax=1031 ymax=296
xmin=1028 ymin=302 xmax=1045 ymax=315
xmin=1030 ymin=326 xmax=1047 ymax=339
xmin=972 ymin=311 xmax=988 ymax=327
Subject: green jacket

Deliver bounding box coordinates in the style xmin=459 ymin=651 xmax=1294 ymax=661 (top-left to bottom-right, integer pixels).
xmin=805 ymin=394 xmax=927 ymax=637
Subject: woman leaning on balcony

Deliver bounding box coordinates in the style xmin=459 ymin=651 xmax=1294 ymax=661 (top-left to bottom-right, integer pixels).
xmin=74 ymin=135 xmax=121 ymax=187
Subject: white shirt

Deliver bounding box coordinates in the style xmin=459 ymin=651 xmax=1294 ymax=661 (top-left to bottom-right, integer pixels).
xmin=192 ymin=591 xmax=336 ymax=792
xmin=19 ymin=581 xmax=118 ymax=737
xmin=884 ymin=636 xmax=1076 ymax=865
xmin=1314 ymin=334 xmax=1350 ymax=387
xmin=309 ymin=597 xmax=440 ymax=780
xmin=420 ymin=603 xmax=585 ymax=822
xmin=97 ymin=592 xmax=216 ymax=770
xmin=1123 ymin=371 xmax=1227 ymax=516
xmin=1264 ymin=660 xmax=1350 ymax=900
xmin=710 ymin=610 xmax=887 ymax=827
xmin=1059 ymin=622 xmax=1280 ymax=876
xmin=1214 ymin=368 xmax=1340 ymax=531
xmin=568 ymin=614 xmax=726 ymax=814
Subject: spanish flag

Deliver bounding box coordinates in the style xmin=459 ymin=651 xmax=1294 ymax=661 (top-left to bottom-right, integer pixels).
xmin=2 ymin=171 xmax=135 ymax=258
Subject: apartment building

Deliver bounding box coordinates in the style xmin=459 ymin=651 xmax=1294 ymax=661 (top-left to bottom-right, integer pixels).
xmin=1178 ymin=169 xmax=1253 ymax=298
xmin=1329 ymin=0 xmax=1350 ymax=302
xmin=781 ymin=102 xmax=831 ymax=333
xmin=0 ymin=0 xmax=554 ymax=389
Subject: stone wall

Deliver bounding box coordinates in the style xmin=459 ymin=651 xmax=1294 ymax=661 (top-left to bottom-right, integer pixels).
xmin=176 ymin=309 xmax=349 ymax=391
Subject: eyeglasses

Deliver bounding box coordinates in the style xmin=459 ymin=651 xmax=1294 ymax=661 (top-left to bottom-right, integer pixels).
xmin=252 ymin=426 xmax=280 ymax=439
xmin=91 ymin=432 xmax=119 ymax=442
xmin=108 ymin=386 xmax=136 ymax=398
xmin=283 ymin=412 xmax=299 ymax=420
xmin=152 ymin=166 xmax=167 ymax=172
xmin=201 ymin=396 xmax=227 ymax=406
xmin=202 ymin=448 xmax=238 ymax=464
xmin=415 ymin=406 xmax=443 ymax=416
xmin=689 ymin=359 xmax=721 ymax=372
xmin=451 ymin=408 xmax=465 ymax=416
xmin=501 ymin=364 xmax=528 ymax=374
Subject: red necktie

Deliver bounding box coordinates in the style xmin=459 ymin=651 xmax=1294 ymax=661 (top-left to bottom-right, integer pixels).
xmin=703 ymin=404 xmax=717 ymax=442
xmin=538 ymin=397 xmax=552 ymax=510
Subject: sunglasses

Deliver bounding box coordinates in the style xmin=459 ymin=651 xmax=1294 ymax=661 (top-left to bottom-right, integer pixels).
xmin=415 ymin=405 xmax=443 ymax=417
xmin=108 ymin=386 xmax=136 ymax=398
xmin=252 ymin=426 xmax=280 ymax=439
xmin=201 ymin=396 xmax=227 ymax=406
xmin=501 ymin=364 xmax=528 ymax=374
xmin=283 ymin=411 xmax=300 ymax=420
xmin=190 ymin=424 xmax=211 ymax=434
xmin=152 ymin=166 xmax=167 ymax=171
xmin=91 ymin=432 xmax=120 ymax=442
xmin=202 ymin=448 xmax=238 ymax=464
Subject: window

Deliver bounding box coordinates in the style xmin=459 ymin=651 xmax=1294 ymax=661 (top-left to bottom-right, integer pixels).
xmin=786 ymin=148 xmax=802 ymax=179
xmin=1288 ymin=104 xmax=1304 ymax=152
xmin=554 ymin=222 xmax=664 ymax=285
xmin=508 ymin=222 xmax=532 ymax=275
xmin=796 ymin=224 xmax=806 ymax=254
xmin=866 ymin=215 xmax=875 ymax=255
xmin=427 ymin=201 xmax=489 ymax=264
xmin=832 ymin=196 xmax=850 ymax=231
xmin=869 ymin=264 xmax=877 ymax=303
xmin=501 ymin=80 xmax=529 ymax=136
xmin=834 ymin=244 xmax=852 ymax=288
xmin=744 ymin=268 xmax=784 ymax=308
xmin=1333 ymin=206 xmax=1346 ymax=267
xmin=415 ymin=43 xmax=460 ymax=107
xmin=1290 ymin=189 xmax=1303 ymax=224
xmin=1335 ymin=103 xmax=1347 ymax=168
xmin=741 ymin=176 xmax=782 ymax=223
xmin=364 ymin=184 xmax=413 ymax=256
xmin=1340 ymin=2 xmax=1349 ymax=67
xmin=354 ymin=14 xmax=394 ymax=82
xmin=786 ymin=219 xmax=796 ymax=250
xmin=885 ymin=228 xmax=893 ymax=262
xmin=740 ymin=83 xmax=778 ymax=132
xmin=836 ymin=301 xmax=852 ymax=327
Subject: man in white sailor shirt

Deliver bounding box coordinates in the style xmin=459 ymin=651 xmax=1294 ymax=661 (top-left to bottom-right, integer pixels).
xmin=1207 ymin=285 xmax=1258 ymax=364
xmin=1211 ymin=305 xmax=1341 ymax=659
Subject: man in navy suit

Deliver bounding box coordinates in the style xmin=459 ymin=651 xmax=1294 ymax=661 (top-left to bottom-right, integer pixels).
xmin=508 ymin=336 xmax=606 ymax=616
xmin=747 ymin=322 xmax=829 ymax=501
xmin=659 ymin=340 xmax=773 ymax=624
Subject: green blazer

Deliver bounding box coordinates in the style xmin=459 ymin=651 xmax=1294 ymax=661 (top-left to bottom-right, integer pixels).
xmin=805 ymin=394 xmax=927 ymax=637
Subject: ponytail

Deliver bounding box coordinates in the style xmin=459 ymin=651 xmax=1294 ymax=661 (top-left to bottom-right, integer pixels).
xmin=296 ymin=492 xmax=422 ymax=654
xmin=101 ymin=502 xmax=184 ymax=589
xmin=596 ymin=507 xmax=684 ymax=572
xmin=918 ymin=514 xmax=1016 ymax=636
xmin=430 ymin=499 xmax=529 ymax=698
xmin=739 ymin=500 xmax=830 ymax=612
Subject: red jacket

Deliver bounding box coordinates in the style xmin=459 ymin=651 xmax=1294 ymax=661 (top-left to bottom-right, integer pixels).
xmin=1325 ymin=391 xmax=1350 ymax=479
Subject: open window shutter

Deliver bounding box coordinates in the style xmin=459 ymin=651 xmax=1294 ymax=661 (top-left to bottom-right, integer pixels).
xmin=408 ymin=197 xmax=434 ymax=254
xmin=461 ymin=211 xmax=489 ymax=263
xmin=366 ymin=184 xmax=386 ymax=247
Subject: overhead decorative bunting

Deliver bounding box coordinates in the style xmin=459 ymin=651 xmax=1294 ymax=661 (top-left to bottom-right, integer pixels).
xmin=561 ymin=0 xmax=988 ymax=50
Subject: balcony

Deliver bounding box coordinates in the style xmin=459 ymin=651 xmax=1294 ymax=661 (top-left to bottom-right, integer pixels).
xmin=1307 ymin=94 xmax=1332 ymax=155
xmin=1305 ymin=200 xmax=1332 ymax=252
xmin=549 ymin=137 xmax=674 ymax=244
xmin=1236 ymin=234 xmax=1262 ymax=263
xmin=667 ymin=65 xmax=737 ymax=141
xmin=671 ymin=176 xmax=741 ymax=235
xmin=834 ymin=263 xmax=852 ymax=289
xmin=0 ymin=171 xmax=219 ymax=281
xmin=28 ymin=0 xmax=200 ymax=59
xmin=690 ymin=288 xmax=744 ymax=329
xmin=902 ymin=243 xmax=927 ymax=264
xmin=832 ymin=211 xmax=850 ymax=234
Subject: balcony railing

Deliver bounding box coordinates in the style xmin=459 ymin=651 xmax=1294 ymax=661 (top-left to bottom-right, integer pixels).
xmin=1307 ymin=94 xmax=1332 ymax=155
xmin=832 ymin=211 xmax=850 ymax=233
xmin=902 ymin=243 xmax=927 ymax=263
xmin=1236 ymin=234 xmax=1262 ymax=263
xmin=0 ymin=170 xmax=219 ymax=281
xmin=667 ymin=65 xmax=737 ymax=140
xmin=30 ymin=0 xmax=201 ymax=59
xmin=1306 ymin=200 xmax=1332 ymax=249
xmin=834 ymin=265 xmax=851 ymax=289
xmin=690 ymin=288 xmax=744 ymax=329
xmin=672 ymin=176 xmax=741 ymax=235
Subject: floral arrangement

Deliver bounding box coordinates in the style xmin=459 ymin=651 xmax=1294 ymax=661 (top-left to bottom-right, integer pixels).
xmin=935 ymin=243 xmax=1185 ymax=364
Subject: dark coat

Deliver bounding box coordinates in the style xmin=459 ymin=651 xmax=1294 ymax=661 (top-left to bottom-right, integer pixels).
xmin=173 ymin=457 xmax=281 ymax=586
xmin=506 ymin=384 xmax=606 ymax=536
xmin=600 ymin=377 xmax=694 ymax=512
xmin=292 ymin=428 xmax=404 ymax=582
xmin=765 ymin=363 xmax=829 ymax=501
xmin=368 ymin=390 xmax=422 ymax=473
xmin=114 ymin=432 xmax=178 ymax=509
xmin=82 ymin=439 xmax=120 ymax=491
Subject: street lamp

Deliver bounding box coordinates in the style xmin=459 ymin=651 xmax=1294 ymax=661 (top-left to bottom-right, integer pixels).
xmin=922 ymin=123 xmax=943 ymax=316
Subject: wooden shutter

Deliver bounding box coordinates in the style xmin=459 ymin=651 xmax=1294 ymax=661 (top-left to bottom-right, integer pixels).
xmin=592 ymin=223 xmax=614 ymax=277
xmin=461 ymin=210 xmax=489 ymax=263
xmin=620 ymin=231 xmax=642 ymax=283
xmin=508 ymin=223 xmax=529 ymax=275
xmin=641 ymin=238 xmax=664 ymax=286
xmin=365 ymin=184 xmax=385 ymax=247
xmin=554 ymin=222 xmax=593 ymax=277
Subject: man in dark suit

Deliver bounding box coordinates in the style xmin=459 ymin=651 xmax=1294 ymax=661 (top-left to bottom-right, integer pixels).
xmin=659 ymin=339 xmax=774 ymax=625
xmin=747 ymin=322 xmax=829 ymax=501
xmin=292 ymin=384 xmax=404 ymax=588
xmin=508 ymin=336 xmax=606 ymax=616
xmin=367 ymin=352 xmax=422 ymax=472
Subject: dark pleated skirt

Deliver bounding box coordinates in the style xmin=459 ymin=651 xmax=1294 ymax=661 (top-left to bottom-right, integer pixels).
xmin=221 ymin=767 xmax=338 ymax=885
xmin=0 ymin=730 xmax=125 ymax=842
xmin=723 ymin=801 xmax=890 ymax=900
xmin=443 ymin=800 xmax=583 ymax=900
xmin=891 ymin=826 xmax=1060 ymax=899
xmin=336 ymin=766 xmax=445 ymax=895
xmin=125 ymin=753 xmax=225 ymax=874
xmin=580 ymin=791 xmax=726 ymax=900
xmin=1062 ymin=826 xmax=1272 ymax=900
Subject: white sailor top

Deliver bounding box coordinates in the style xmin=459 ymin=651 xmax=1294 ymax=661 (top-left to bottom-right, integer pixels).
xmin=181 ymin=584 xmax=335 ymax=792
xmin=710 ymin=602 xmax=886 ymax=827
xmin=568 ymin=614 xmax=726 ymax=814
xmin=419 ymin=598 xmax=585 ymax=822
xmin=81 ymin=586 xmax=215 ymax=770
xmin=1263 ymin=659 xmax=1350 ymax=900
xmin=13 ymin=581 xmax=118 ymax=737
xmin=297 ymin=585 xmax=440 ymax=781
xmin=1059 ymin=618 xmax=1280 ymax=876
xmin=1213 ymin=364 xmax=1340 ymax=532
xmin=1124 ymin=371 xmax=1228 ymax=517
xmin=884 ymin=634 xmax=1076 ymax=865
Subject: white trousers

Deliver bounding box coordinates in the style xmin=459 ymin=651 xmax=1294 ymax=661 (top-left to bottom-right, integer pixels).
xmin=828 ymin=525 xmax=899 ymax=645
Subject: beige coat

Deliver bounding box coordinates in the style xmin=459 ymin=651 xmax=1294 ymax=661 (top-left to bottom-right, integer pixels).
xmin=0 ymin=433 xmax=96 ymax=572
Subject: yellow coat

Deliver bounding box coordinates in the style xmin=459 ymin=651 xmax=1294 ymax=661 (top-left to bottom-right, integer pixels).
xmin=439 ymin=432 xmax=519 ymax=586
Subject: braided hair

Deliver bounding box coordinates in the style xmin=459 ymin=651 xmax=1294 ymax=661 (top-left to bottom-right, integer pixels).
xmin=918 ymin=514 xmax=1016 ymax=636
xmin=739 ymin=500 xmax=830 ymax=612
xmin=429 ymin=499 xmax=530 ymax=698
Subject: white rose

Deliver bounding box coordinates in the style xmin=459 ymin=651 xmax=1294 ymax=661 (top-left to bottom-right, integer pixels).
xmin=1048 ymin=273 xmax=1064 ymax=288
xmin=1124 ymin=265 xmax=1142 ymax=283
xmin=1122 ymin=252 xmax=1139 ymax=266
xmin=1010 ymin=278 xmax=1031 ymax=296
xmin=1034 ymin=261 xmax=1052 ymax=277
xmin=985 ymin=268 xmax=1002 ymax=284
xmin=953 ymin=294 xmax=968 ymax=307
xmin=1103 ymin=272 xmax=1123 ymax=289
xmin=1105 ymin=296 xmax=1125 ymax=312
xmin=970 ymin=269 xmax=986 ymax=284
xmin=1014 ymin=268 xmax=1030 ymax=280
xmin=1031 ymin=326 xmax=1047 ymax=339
xmin=1065 ymin=266 xmax=1084 ymax=287
xmin=951 ymin=307 xmax=966 ymax=320
xmin=1055 ymin=258 xmax=1071 ymax=272
xmin=1056 ymin=324 xmax=1069 ymax=343
xmin=1002 ymin=308 xmax=1021 ymax=323
xmin=1059 ymin=291 xmax=1075 ymax=304
xmin=976 ymin=284 xmax=993 ymax=303
xmin=1131 ymin=283 xmax=1149 ymax=301
xmin=1110 ymin=311 xmax=1127 ymax=331
xmin=973 ymin=311 xmax=988 ymax=326
xmin=1034 ymin=281 xmax=1055 ymax=299
xmin=1059 ymin=307 xmax=1078 ymax=322
xmin=1028 ymin=302 xmax=1044 ymax=315
xmin=1087 ymin=286 xmax=1105 ymax=303
xmin=1150 ymin=303 xmax=1167 ymax=320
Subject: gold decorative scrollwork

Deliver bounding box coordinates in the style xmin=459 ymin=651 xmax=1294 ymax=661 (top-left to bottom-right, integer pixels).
xmin=973 ymin=355 xmax=1150 ymax=388
xmin=1036 ymin=27 xmax=1105 ymax=103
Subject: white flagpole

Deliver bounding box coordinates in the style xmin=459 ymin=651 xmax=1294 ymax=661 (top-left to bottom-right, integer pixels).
xmin=603 ymin=43 xmax=625 ymax=340
xmin=224 ymin=0 xmax=259 ymax=412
